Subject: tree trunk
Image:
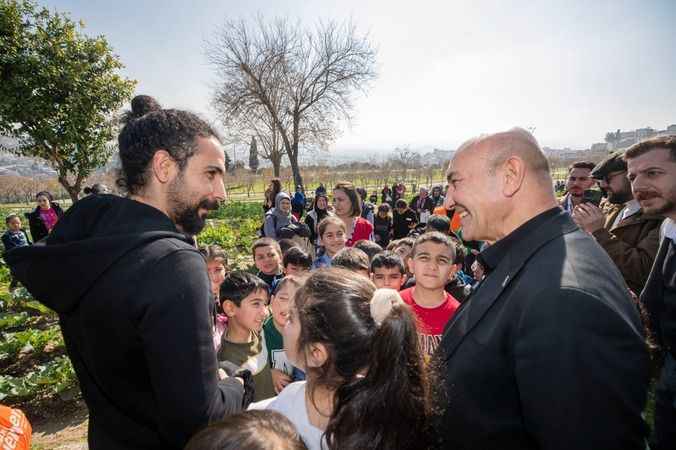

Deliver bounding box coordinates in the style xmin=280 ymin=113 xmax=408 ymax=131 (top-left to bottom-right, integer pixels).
xmin=271 ymin=153 xmax=282 ymax=177
xmin=287 ymin=145 xmax=304 ymax=192
xmin=58 ymin=174 xmax=82 ymax=203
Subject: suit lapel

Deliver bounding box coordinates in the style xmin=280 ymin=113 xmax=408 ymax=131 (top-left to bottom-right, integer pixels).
xmin=440 ymin=211 xmax=579 ymax=361
xmin=441 ymin=259 xmax=514 ymax=361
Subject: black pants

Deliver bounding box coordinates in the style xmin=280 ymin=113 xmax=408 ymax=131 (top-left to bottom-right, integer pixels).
xmin=652 ymin=352 xmax=676 ymax=450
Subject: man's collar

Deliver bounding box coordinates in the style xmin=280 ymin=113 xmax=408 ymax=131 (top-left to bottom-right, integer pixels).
xmin=479 ymin=207 xmax=562 ymax=272
xmin=620 ymin=199 xmax=641 ymax=221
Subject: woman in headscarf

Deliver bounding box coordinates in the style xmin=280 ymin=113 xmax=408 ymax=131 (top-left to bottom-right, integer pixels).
xmin=263 ymin=192 xmax=294 ymax=240
xmin=305 ymin=192 xmax=333 ymax=248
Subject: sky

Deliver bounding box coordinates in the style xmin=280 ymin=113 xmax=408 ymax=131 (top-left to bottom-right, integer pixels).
xmin=43 ymin=0 xmax=676 ymax=153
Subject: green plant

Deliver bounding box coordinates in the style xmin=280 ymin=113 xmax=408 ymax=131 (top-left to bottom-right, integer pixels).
xmin=0 ymin=311 xmax=29 ymax=330
xmin=0 ymin=326 xmax=63 ymax=361
xmin=0 ymin=355 xmax=77 ymax=401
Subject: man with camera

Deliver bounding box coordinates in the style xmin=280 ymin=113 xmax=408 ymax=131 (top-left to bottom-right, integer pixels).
xmin=572 ymin=151 xmax=662 ymax=295
xmin=560 ymin=161 xmax=597 ymax=213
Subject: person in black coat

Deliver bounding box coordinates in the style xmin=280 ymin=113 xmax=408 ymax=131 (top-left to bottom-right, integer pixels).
xmin=625 ymin=136 xmax=676 ymax=450
xmin=25 ymin=191 xmax=64 ymax=242
xmin=6 ymin=97 xmax=246 ymax=450
xmin=432 ymin=128 xmax=649 ymax=450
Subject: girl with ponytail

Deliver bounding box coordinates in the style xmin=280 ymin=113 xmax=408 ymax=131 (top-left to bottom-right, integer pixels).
xmin=251 ymin=268 xmax=432 ymax=450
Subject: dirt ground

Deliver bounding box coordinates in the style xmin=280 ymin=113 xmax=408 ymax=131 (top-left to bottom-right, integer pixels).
xmin=28 ymin=399 xmax=89 ymax=450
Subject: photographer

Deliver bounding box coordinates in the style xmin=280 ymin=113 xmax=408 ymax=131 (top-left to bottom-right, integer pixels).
xmin=572 ymin=151 xmax=662 ymax=294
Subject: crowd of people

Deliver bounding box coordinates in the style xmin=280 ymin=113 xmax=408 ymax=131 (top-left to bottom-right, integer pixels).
xmin=2 ymin=94 xmax=675 ymax=450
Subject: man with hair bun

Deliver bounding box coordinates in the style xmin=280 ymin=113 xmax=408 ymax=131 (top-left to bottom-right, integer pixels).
xmin=6 ymin=95 xmax=244 ymax=449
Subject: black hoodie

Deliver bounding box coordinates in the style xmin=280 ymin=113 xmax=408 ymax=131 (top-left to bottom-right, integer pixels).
xmin=6 ymin=195 xmax=243 ymax=450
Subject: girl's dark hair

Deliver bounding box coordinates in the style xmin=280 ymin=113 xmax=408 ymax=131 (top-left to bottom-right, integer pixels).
xmin=269 ymin=178 xmax=282 ymax=200
xmin=36 ymin=191 xmax=53 ymax=201
xmin=185 ymin=410 xmax=308 ymax=450
xmin=294 ymin=268 xmax=431 ymax=450
xmin=116 ymin=95 xmax=221 ymax=195
xmin=333 ymin=181 xmax=362 ymax=217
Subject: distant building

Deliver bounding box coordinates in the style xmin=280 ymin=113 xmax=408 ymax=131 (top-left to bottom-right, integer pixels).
xmin=605 ymin=123 xmax=675 ymax=150
xmin=590 ymin=142 xmax=608 ymax=152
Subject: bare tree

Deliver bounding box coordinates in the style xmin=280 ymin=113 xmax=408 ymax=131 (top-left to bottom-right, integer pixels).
xmin=207 ymin=16 xmax=377 ymax=190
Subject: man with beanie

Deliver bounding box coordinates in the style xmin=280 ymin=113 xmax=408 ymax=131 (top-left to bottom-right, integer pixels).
xmin=5 ymin=96 xmax=245 ymax=450
xmin=573 ymin=150 xmax=663 ymax=294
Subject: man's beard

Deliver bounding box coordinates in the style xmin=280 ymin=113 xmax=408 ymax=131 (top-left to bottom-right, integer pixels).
xmin=635 ymin=190 xmax=676 ymax=216
xmin=172 ymin=197 xmax=219 ymax=235
xmin=607 ymin=188 xmax=633 ymax=205
xmin=167 ymin=177 xmax=220 ymax=235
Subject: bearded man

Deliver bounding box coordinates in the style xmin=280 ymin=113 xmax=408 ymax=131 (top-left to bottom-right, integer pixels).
xmin=625 ymin=136 xmax=676 ymax=450
xmin=573 ymin=151 xmax=662 ymax=294
xmin=6 ymin=96 xmax=244 ymax=450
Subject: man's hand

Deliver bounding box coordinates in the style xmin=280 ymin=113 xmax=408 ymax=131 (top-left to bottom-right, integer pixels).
xmin=271 ymin=369 xmax=292 ymax=393
xmin=572 ymin=203 xmax=605 ymax=233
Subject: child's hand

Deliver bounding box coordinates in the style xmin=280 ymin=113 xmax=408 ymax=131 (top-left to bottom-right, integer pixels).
xmin=271 ymin=369 xmax=292 ymax=393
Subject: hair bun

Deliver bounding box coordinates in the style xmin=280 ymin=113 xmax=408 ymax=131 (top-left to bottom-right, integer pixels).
xmin=370 ymin=289 xmax=404 ymax=326
xmin=129 ymin=95 xmax=162 ymax=119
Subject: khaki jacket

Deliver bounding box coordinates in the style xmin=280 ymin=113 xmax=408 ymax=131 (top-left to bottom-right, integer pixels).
xmin=592 ymin=204 xmax=663 ymax=294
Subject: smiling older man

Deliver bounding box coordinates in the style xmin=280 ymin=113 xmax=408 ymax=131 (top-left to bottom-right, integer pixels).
xmin=431 ymin=127 xmax=649 ymax=450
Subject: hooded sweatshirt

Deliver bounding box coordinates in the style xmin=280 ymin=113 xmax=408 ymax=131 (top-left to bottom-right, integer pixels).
xmin=5 ymin=194 xmax=243 ymax=450
xmin=263 ymin=192 xmax=292 ymax=239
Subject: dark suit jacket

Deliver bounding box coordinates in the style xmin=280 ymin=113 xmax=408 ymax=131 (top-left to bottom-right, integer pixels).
xmin=432 ymin=209 xmax=649 ymax=450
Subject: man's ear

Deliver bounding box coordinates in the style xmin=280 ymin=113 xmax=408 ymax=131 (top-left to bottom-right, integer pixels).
xmin=406 ymin=256 xmax=416 ymax=275
xmin=151 ymin=149 xmax=178 ymax=184
xmin=501 ymin=156 xmax=526 ymax=197
xmin=306 ymin=342 xmax=329 ymax=369
xmin=222 ymin=299 xmax=237 ymax=318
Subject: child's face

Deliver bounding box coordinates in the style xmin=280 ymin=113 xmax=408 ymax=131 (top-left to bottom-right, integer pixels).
xmin=207 ymin=260 xmax=227 ymax=296
xmin=270 ymin=282 xmax=298 ymax=329
xmin=394 ymin=244 xmax=412 ymax=261
xmin=224 ymin=288 xmax=269 ymax=332
xmin=279 ymin=199 xmax=292 ymax=214
xmin=254 ymin=245 xmax=282 ymax=275
xmin=37 ymin=195 xmax=50 ymax=210
xmin=284 ymin=263 xmax=309 ymax=277
xmin=282 ymin=303 xmax=303 ymax=369
xmin=407 ymin=241 xmax=456 ymax=290
xmin=7 ymin=217 xmax=21 ymax=232
xmin=378 ymin=210 xmax=388 ymax=219
xmin=371 ymin=266 xmax=406 ymax=290
xmin=320 ymin=224 xmax=347 ymax=257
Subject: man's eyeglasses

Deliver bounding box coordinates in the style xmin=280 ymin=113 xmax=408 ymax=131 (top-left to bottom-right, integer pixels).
xmin=597 ymin=170 xmax=627 ymax=184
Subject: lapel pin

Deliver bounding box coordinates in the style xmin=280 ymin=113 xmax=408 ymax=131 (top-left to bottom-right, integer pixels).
xmin=502 ymin=275 xmax=510 ymax=287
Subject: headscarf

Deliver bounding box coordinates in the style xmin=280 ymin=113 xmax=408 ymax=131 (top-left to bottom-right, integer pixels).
xmin=272 ymin=192 xmax=292 ymax=219
xmin=313 ymin=193 xmax=330 ymax=223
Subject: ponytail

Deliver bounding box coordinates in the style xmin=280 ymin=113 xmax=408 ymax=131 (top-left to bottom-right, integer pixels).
xmin=325 ymin=289 xmax=431 ymax=450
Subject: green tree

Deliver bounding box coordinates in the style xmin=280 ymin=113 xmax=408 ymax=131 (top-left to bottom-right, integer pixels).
xmin=248 ymin=136 xmax=259 ymax=173
xmin=0 ymin=0 xmax=135 ymax=201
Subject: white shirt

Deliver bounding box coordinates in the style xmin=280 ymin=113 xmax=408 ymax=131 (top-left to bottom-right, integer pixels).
xmin=661 ymin=218 xmax=676 ymax=242
xmin=249 ymin=381 xmax=326 ymax=450
xmin=612 ymin=199 xmax=641 ymax=229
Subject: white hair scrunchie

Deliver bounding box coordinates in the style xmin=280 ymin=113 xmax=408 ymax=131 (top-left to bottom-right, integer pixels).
xmin=370 ymin=288 xmax=405 ymax=326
